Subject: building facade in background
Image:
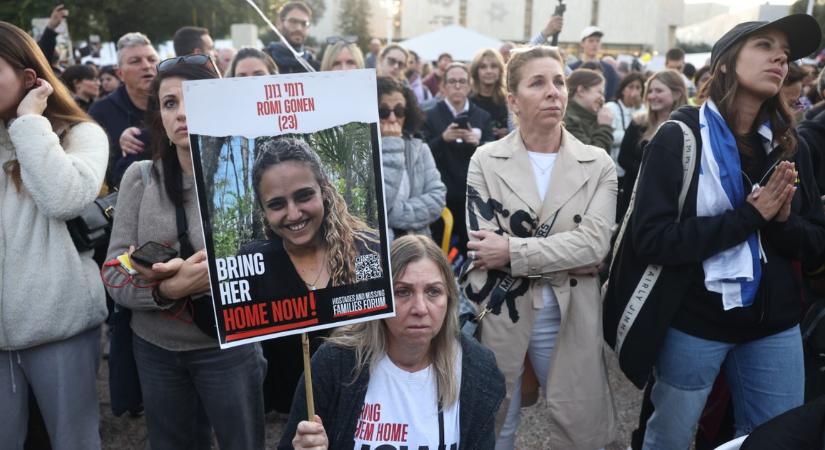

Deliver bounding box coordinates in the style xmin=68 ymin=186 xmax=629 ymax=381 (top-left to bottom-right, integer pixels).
xmin=312 ymin=0 xmax=684 ymax=57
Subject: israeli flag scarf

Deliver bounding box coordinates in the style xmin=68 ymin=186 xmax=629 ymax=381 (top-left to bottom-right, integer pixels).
xmin=697 ymin=100 xmax=769 ymax=310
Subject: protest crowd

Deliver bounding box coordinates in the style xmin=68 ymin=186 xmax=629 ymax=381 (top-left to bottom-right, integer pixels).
xmin=4 ymin=1 xmax=825 ymax=449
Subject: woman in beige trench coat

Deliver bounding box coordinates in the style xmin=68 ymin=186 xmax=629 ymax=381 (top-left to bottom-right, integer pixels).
xmin=462 ymin=46 xmax=617 ymax=449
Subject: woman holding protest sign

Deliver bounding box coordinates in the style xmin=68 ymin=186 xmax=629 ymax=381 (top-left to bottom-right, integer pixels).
xmin=0 ymin=21 xmax=108 ymax=448
xmin=614 ymin=15 xmax=825 ymax=448
xmin=462 ymin=46 xmax=617 ymax=449
xmin=280 ymin=235 xmax=505 ymax=450
xmin=245 ymin=136 xmax=381 ymax=413
xmin=377 ymin=76 xmax=445 ymax=240
xmin=105 ymin=57 xmax=266 ymax=449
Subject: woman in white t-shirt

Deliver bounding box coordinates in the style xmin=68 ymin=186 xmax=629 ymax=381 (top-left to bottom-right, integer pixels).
xmin=280 ymin=235 xmax=505 ymax=450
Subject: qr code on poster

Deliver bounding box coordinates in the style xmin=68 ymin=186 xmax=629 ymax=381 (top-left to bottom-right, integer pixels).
xmin=355 ymin=254 xmax=382 ymax=282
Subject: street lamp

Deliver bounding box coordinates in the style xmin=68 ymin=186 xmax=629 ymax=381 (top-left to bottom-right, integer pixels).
xmin=380 ymin=0 xmax=400 ymax=44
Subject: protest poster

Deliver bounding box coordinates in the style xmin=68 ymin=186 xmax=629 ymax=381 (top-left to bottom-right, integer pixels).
xmin=183 ymin=69 xmax=393 ymax=348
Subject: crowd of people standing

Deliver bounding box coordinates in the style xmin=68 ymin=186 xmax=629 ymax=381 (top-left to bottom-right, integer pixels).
xmin=3 ymin=1 xmax=825 ymax=449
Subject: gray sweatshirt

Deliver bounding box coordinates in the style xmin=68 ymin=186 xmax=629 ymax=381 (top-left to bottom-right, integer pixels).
xmin=106 ymin=160 xmax=214 ymax=351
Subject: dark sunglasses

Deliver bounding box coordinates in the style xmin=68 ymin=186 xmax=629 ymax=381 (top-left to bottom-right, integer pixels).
xmin=326 ymin=35 xmax=357 ymax=45
xmin=157 ymin=54 xmax=221 ymax=77
xmin=378 ymin=105 xmax=406 ymax=119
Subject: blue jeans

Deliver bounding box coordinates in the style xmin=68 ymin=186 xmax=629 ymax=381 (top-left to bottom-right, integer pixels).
xmin=642 ymin=326 xmax=804 ymax=450
xmin=133 ymin=335 xmax=267 ymax=450
xmin=496 ymin=298 xmax=561 ymax=450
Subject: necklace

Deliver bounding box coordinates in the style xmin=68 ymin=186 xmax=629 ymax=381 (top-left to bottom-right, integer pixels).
xmin=304 ymin=247 xmax=328 ymax=291
xmin=528 ymin=152 xmax=555 ymax=174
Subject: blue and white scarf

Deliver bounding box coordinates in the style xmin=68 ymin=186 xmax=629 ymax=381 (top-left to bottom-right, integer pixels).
xmin=697 ymin=100 xmax=773 ymax=310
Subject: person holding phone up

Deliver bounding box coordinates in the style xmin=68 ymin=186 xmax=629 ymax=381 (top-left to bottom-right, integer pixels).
xmin=424 ymin=62 xmax=493 ymax=255
xmin=105 ymin=57 xmax=266 ymax=449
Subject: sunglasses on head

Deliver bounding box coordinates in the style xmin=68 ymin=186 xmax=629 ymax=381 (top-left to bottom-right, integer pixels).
xmin=326 ymin=35 xmax=357 ymax=45
xmin=157 ymin=54 xmax=221 ymax=77
xmin=378 ymin=105 xmax=406 ymax=119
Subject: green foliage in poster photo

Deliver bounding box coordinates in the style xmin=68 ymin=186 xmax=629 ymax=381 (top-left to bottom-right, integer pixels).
xmin=201 ymin=122 xmax=378 ymax=259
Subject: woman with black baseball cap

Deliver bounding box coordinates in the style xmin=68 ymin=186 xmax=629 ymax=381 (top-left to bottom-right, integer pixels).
xmin=624 ymin=14 xmax=825 ymax=449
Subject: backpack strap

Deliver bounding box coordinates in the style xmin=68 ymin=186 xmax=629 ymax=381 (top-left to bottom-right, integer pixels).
xmin=608 ymin=120 xmax=697 ymax=274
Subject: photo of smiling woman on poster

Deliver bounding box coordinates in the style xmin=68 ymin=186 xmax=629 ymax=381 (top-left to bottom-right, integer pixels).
xmin=240 ymin=136 xmax=381 ymax=413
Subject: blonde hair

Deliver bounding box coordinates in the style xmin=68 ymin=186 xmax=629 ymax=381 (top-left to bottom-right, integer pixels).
xmin=320 ymin=41 xmax=364 ymax=71
xmin=327 ymin=235 xmax=461 ymax=408
xmin=470 ymin=48 xmax=506 ymax=106
xmin=634 ymin=69 xmax=688 ymax=141
xmin=506 ymin=45 xmax=564 ymax=93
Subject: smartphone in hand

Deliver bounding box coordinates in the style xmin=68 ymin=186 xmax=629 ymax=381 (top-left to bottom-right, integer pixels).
xmin=452 ymin=114 xmax=470 ymax=129
xmin=131 ymin=242 xmax=178 ymax=267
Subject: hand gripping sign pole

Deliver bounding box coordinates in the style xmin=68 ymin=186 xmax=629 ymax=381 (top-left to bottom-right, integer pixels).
xmin=243 ymin=1 xmax=318 ymax=421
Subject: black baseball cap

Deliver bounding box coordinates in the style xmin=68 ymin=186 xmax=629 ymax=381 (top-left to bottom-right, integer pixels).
xmin=710 ymin=14 xmax=822 ymax=70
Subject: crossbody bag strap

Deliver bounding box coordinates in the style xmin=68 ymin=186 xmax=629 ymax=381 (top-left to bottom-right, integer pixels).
xmin=175 ymin=204 xmax=195 ymax=259
xmin=607 ymin=120 xmax=696 ymax=275
xmin=475 ymin=211 xmax=560 ymax=321
xmin=612 ymin=119 xmax=697 ymax=355
xmin=437 ymin=400 xmax=445 ymax=449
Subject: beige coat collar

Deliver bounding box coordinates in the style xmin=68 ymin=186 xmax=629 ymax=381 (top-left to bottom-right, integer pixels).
xmin=489 ymin=129 xmax=594 ymax=225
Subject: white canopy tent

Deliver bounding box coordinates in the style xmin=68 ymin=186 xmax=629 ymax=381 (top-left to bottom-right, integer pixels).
xmin=400 ymin=25 xmax=504 ymax=62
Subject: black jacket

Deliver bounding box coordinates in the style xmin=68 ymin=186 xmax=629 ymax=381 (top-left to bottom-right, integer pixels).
xmin=616 ymin=121 xmax=648 ymax=219
xmin=266 ymin=42 xmax=320 ymax=74
xmin=424 ymin=100 xmax=492 ymax=253
xmin=798 ymin=107 xmax=825 ymax=194
xmin=631 ymin=106 xmax=825 ymax=342
xmin=741 ymin=394 xmax=825 ymax=450
xmin=278 ymin=334 xmax=505 ymax=450
xmin=88 ymin=84 xmax=150 ymax=189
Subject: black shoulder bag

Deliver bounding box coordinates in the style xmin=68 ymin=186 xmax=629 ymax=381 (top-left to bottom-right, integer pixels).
xmin=175 ymin=204 xmax=218 ymax=338
xmin=67 ymin=191 xmax=118 ymax=251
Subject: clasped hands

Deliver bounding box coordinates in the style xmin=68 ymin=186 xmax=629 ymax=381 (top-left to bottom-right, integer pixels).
xmin=746 ymin=160 xmax=797 ymax=223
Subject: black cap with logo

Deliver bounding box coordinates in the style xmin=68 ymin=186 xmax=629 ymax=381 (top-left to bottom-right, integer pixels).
xmin=710 ymin=14 xmax=822 ymax=70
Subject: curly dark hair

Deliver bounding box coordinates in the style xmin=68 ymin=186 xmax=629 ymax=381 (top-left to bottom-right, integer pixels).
xmin=376 ymin=76 xmax=424 ymax=137
xmin=251 ymin=137 xmax=377 ymax=286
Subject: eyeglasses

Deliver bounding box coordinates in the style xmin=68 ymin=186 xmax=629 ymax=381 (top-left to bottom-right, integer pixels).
xmin=157 ymin=54 xmax=221 ymax=77
xmin=385 ymin=56 xmax=406 ymax=68
xmin=326 ymin=35 xmax=357 ymax=45
xmin=286 ymin=18 xmax=310 ymax=28
xmin=445 ymin=78 xmax=469 ymax=86
xmin=378 ymin=105 xmax=406 ymax=119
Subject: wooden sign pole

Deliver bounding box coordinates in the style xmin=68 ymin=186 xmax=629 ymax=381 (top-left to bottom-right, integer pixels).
xmin=301 ymin=332 xmax=315 ymax=420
